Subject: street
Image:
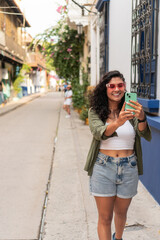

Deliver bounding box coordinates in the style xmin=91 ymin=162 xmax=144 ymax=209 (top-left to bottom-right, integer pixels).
xmin=0 ymin=92 xmax=63 ymax=239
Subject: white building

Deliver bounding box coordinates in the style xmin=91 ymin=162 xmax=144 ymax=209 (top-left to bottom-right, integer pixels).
xmin=93 ymin=0 xmax=160 ymax=205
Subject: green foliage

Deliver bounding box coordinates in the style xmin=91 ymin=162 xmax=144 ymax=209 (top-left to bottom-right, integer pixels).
xmin=82 ymin=67 xmax=89 ymax=92
xmin=80 ymin=107 xmax=88 ymax=121
xmin=72 ymin=68 xmax=89 ymax=111
xmin=34 ymin=18 xmax=84 ymax=86
xmin=13 ymin=64 xmax=31 ymax=94
xmin=72 ymin=83 xmax=85 ymax=109
xmin=32 ymin=8 xmax=89 ymax=115
xmin=80 ymin=88 xmax=90 ymax=121
xmin=79 ymin=94 xmax=89 ymax=121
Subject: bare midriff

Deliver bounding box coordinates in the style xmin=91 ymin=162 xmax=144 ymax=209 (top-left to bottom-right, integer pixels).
xmin=99 ymin=149 xmax=134 ymax=158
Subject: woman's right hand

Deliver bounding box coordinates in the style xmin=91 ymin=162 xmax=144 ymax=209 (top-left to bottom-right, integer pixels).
xmin=105 ymin=102 xmax=134 ymax=137
xmin=116 ymin=102 xmax=134 ymax=126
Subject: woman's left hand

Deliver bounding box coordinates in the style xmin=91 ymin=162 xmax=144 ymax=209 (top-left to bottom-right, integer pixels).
xmin=126 ymin=100 xmax=145 ymax=121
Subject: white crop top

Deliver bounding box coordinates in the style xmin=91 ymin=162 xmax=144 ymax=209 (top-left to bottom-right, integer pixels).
xmin=100 ymin=120 xmax=135 ymax=150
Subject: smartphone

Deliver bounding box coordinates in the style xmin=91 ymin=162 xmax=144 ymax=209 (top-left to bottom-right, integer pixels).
xmin=125 ymin=92 xmax=137 ymax=114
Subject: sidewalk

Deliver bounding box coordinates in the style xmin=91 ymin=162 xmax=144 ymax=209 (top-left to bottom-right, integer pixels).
xmin=43 ymin=107 xmax=160 ymax=240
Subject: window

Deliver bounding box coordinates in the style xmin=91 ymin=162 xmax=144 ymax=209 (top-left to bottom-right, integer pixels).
xmin=131 ymin=0 xmax=159 ymax=99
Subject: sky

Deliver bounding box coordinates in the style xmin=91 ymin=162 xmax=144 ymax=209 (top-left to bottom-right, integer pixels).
xmin=20 ymin=0 xmax=65 ymax=37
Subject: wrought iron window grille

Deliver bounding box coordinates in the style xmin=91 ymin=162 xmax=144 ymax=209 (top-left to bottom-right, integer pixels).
xmin=131 ymin=0 xmax=159 ymax=99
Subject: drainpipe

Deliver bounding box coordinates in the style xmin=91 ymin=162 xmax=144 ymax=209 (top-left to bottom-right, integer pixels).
xmin=105 ymin=1 xmax=110 ymax=72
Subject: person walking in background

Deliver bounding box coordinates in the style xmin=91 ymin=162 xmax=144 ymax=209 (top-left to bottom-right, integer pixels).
xmin=0 ymin=82 xmax=4 ymax=105
xmin=2 ymin=79 xmax=10 ymax=103
xmin=84 ymin=70 xmax=151 ymax=240
xmin=63 ymin=84 xmax=72 ymax=118
xmin=63 ymin=82 xmax=68 ymax=92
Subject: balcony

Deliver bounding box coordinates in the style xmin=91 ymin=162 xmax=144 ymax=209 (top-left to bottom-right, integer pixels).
xmin=5 ymin=34 xmax=26 ymax=61
xmin=26 ymin=52 xmax=46 ymax=69
xmin=0 ymin=31 xmax=26 ymax=63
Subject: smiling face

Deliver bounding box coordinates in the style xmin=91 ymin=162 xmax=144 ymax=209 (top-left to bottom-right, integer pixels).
xmin=106 ymin=77 xmax=126 ymax=104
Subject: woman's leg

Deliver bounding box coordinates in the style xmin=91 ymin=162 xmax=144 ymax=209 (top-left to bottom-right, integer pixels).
xmin=114 ymin=197 xmax=132 ymax=239
xmin=63 ymin=104 xmax=66 ymax=111
xmin=95 ymin=196 xmax=116 ymax=240
xmin=66 ymin=105 xmax=71 ymax=115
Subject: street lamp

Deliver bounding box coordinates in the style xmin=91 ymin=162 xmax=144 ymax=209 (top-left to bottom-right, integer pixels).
xmin=77 ymin=23 xmax=83 ymax=35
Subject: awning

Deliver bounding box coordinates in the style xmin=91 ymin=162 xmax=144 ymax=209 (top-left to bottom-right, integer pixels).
xmin=5 ymin=0 xmax=30 ymax=27
xmin=96 ymin=0 xmax=110 ymax=12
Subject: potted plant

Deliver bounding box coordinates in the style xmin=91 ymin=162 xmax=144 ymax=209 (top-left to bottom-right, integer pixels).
xmin=80 ymin=85 xmax=95 ymax=124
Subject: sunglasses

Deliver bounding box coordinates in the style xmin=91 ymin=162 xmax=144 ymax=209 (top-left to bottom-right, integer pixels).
xmin=106 ymin=83 xmax=125 ymax=89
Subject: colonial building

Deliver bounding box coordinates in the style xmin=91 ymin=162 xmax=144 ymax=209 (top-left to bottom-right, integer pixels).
xmin=0 ymin=0 xmax=30 ymax=101
xmin=23 ymin=32 xmax=48 ymax=95
xmin=92 ymin=0 xmax=160 ymax=204
xmin=68 ymin=0 xmax=160 ymax=205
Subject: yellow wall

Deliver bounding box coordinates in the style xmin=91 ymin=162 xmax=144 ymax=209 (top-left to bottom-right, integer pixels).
xmin=82 ymin=26 xmax=89 ymax=72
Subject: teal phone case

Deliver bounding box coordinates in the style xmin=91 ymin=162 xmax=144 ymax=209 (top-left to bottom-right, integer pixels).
xmin=125 ymin=92 xmax=137 ymax=113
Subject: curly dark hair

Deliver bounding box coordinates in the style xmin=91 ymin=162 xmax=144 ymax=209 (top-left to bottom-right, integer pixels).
xmin=90 ymin=70 xmax=125 ymax=122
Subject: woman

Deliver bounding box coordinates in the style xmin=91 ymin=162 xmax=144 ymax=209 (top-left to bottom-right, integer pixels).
xmin=84 ymin=70 xmax=151 ymax=240
xmin=63 ymin=84 xmax=72 ymax=118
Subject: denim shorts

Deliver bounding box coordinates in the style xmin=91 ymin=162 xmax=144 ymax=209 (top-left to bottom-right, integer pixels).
xmin=90 ymin=152 xmax=139 ymax=199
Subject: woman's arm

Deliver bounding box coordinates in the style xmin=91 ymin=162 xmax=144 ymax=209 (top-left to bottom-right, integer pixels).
xmin=88 ymin=109 xmax=118 ymax=141
xmin=89 ymin=103 xmax=134 ymax=139
xmin=137 ymin=117 xmax=147 ymax=131
xmin=104 ymin=102 xmax=134 ymax=136
xmin=126 ymin=100 xmax=147 ymax=132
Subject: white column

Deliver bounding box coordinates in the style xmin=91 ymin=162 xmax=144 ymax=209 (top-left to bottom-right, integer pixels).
xmin=96 ymin=14 xmax=100 ymax=85
xmin=109 ymin=0 xmax=132 ymax=89
xmin=90 ymin=18 xmax=97 ymax=86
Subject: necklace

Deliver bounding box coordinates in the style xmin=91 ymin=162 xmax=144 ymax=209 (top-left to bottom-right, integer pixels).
xmin=108 ymin=109 xmax=119 ymax=120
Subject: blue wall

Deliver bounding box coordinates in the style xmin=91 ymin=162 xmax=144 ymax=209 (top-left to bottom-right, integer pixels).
xmin=140 ymin=126 xmax=160 ymax=204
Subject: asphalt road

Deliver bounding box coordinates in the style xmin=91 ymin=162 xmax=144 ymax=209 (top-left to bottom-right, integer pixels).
xmin=0 ymin=92 xmax=63 ymax=239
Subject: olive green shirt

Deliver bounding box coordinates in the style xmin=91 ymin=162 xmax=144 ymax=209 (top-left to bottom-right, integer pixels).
xmin=84 ymin=109 xmax=152 ymax=176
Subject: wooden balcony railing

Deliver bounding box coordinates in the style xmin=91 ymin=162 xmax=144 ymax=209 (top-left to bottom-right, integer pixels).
xmin=27 ymin=52 xmax=46 ymax=69
xmin=5 ymin=34 xmax=26 ymax=61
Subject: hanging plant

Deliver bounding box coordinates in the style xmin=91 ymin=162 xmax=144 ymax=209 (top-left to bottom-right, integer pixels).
xmin=32 ymin=2 xmax=89 ymax=115
xmin=13 ymin=64 xmax=31 ymax=95
xmin=33 ymin=16 xmax=84 ymax=88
